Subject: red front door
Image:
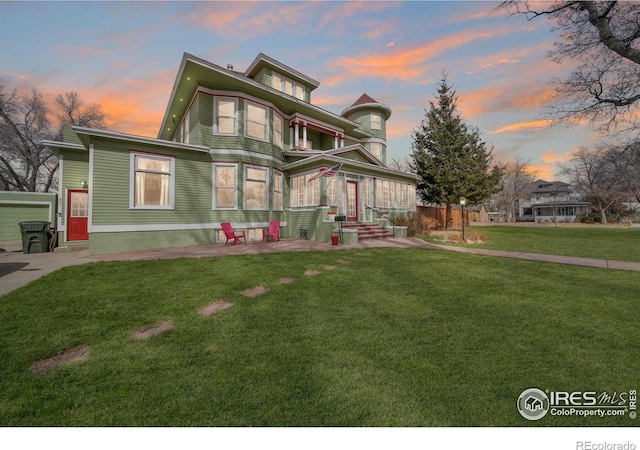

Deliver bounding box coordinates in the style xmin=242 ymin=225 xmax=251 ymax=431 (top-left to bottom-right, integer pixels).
xmin=67 ymin=190 xmax=89 ymax=241
xmin=346 ymin=181 xmax=358 ymax=222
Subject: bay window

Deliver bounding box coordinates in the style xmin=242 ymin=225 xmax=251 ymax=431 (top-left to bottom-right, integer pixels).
xmin=273 ymin=113 xmax=283 ymax=148
xmin=273 ymin=170 xmax=283 ymax=210
xmin=246 ymin=102 xmax=268 ymax=141
xmin=215 ymin=98 xmax=237 ymax=135
xmin=244 ymin=165 xmax=269 ymax=210
xmin=213 ymin=163 xmax=237 ymax=209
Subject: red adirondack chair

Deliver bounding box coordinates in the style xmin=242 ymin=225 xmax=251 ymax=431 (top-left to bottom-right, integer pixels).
xmin=221 ymin=222 xmax=246 ymax=245
xmin=263 ymin=221 xmax=280 ymax=242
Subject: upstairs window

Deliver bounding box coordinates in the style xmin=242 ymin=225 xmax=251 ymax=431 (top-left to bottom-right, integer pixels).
xmin=273 ymin=112 xmax=283 ymax=148
xmin=246 ymin=102 xmax=268 ymax=141
xmin=371 ymin=113 xmax=382 ymax=130
xmin=273 ymin=72 xmax=305 ymax=101
xmin=370 ymin=143 xmax=382 ymax=159
xmin=215 ymin=98 xmax=237 ymax=135
xmin=131 ymin=153 xmax=174 ymax=209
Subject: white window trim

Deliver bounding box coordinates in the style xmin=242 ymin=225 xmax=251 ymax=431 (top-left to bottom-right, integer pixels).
xmin=273 ymin=112 xmax=283 ymax=149
xmin=244 ymin=164 xmax=270 ymax=210
xmin=245 ymin=102 xmax=269 ymax=142
xmin=129 ymin=152 xmax=175 ymax=210
xmin=214 ymin=97 xmax=238 ymax=136
xmin=272 ymin=72 xmax=305 ymax=101
xmin=212 ymin=162 xmax=238 ymax=210
xmin=273 ymin=169 xmax=284 ymax=211
xmin=290 ymin=171 xmax=320 ymax=207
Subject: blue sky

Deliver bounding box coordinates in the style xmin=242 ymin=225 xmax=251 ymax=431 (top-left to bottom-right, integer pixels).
xmin=0 ymin=1 xmax=599 ymax=179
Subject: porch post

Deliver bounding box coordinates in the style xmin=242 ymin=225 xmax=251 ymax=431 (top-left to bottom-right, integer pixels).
xmin=302 ymin=122 xmax=308 ymax=149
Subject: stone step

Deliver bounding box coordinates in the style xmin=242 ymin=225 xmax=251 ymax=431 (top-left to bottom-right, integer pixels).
xmin=340 ymin=223 xmax=393 ymax=240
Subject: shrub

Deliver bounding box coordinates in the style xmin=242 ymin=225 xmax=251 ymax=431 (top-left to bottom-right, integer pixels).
xmin=394 ymin=211 xmax=439 ymax=236
xmin=394 ymin=211 xmax=421 ymax=236
xmin=420 ymin=216 xmax=439 ymax=235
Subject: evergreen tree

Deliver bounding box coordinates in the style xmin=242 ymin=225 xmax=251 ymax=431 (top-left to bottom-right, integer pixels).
xmin=411 ymin=74 xmax=502 ymax=228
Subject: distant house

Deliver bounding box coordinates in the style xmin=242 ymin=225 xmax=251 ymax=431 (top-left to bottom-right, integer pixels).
xmin=467 ymin=203 xmax=489 ymax=223
xmin=518 ymin=180 xmax=590 ymax=223
xmin=44 ymin=52 xmax=417 ymax=254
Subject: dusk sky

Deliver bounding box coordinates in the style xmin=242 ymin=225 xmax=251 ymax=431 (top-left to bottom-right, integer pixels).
xmin=1 ymin=1 xmax=600 ymax=179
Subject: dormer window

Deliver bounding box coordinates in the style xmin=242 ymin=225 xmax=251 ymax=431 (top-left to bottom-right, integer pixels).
xmin=273 ymin=73 xmax=305 ymax=101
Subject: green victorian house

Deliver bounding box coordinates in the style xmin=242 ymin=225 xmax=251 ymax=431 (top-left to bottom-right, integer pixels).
xmin=44 ymin=52 xmax=417 ymax=254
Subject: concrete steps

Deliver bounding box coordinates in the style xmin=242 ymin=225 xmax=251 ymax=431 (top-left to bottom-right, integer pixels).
xmin=340 ymin=222 xmax=393 ymax=240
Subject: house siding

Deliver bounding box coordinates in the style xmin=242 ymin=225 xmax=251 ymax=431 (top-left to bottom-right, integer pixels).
xmin=58 ymin=150 xmax=89 ymax=244
xmin=90 ymin=138 xmax=212 ymax=227
xmin=46 ymin=52 xmax=417 ymax=254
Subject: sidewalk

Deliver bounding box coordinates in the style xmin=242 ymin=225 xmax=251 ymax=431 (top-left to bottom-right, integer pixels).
xmin=2 ymin=237 xmax=640 ymax=298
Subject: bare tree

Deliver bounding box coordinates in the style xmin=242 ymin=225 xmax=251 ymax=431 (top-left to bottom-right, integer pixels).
xmin=54 ymin=91 xmax=106 ymax=135
xmin=492 ymin=155 xmax=538 ymax=222
xmin=499 ymin=1 xmax=640 ymax=135
xmin=559 ymin=144 xmax=631 ymax=223
xmin=0 ymin=83 xmax=57 ymax=192
xmin=0 ymin=82 xmax=106 ymax=192
xmin=388 ymin=156 xmax=414 ymax=173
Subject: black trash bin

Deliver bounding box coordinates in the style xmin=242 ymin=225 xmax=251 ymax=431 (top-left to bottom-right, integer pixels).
xmin=19 ymin=221 xmax=50 ymax=254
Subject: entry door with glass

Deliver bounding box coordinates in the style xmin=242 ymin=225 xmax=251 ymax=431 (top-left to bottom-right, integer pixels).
xmin=67 ymin=189 xmax=89 ymax=241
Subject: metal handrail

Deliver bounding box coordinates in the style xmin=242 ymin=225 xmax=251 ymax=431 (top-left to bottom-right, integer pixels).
xmin=364 ymin=205 xmax=395 ymax=238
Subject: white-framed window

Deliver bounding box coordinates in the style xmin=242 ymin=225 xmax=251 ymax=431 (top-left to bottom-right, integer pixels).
xmin=371 ymin=113 xmax=382 ymax=130
xmin=273 ymin=72 xmax=305 ymax=100
xmin=273 ymin=170 xmax=283 ymax=211
xmin=215 ymin=97 xmax=237 ymax=135
xmin=364 ymin=177 xmax=372 ymax=208
xmin=213 ymin=163 xmax=238 ymax=209
xmin=375 ymin=179 xmax=391 ymax=208
xmin=327 ymin=174 xmax=337 ymax=205
xmin=290 ymin=172 xmax=320 ymax=207
xmin=246 ymin=102 xmax=269 ymax=141
xmin=244 ymin=165 xmax=269 ymax=210
xmin=408 ymin=184 xmax=416 ymax=211
xmin=130 ymin=152 xmax=175 ymax=209
xmin=370 ymin=142 xmax=382 ymax=159
xmin=273 ymin=112 xmax=283 ymax=148
xmin=399 ymin=182 xmax=408 ymax=208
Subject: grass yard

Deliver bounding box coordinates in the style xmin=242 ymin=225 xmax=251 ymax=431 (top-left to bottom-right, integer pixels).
xmin=0 ymin=247 xmax=638 ymax=426
xmin=424 ymin=225 xmax=640 ymax=263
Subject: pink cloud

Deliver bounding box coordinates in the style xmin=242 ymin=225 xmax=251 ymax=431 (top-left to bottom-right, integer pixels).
xmin=488 ymin=119 xmax=554 ymax=135
xmin=324 ymin=26 xmax=508 ymax=86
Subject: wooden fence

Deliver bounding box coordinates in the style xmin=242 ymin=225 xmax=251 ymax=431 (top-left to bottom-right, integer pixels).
xmin=418 ymin=205 xmax=468 ymax=229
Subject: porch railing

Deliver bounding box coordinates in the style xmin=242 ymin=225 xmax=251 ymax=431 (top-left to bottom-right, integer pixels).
xmin=364 ymin=205 xmax=395 ymax=238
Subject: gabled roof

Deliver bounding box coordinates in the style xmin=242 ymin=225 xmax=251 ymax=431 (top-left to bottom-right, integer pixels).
xmin=283 ymin=145 xmax=417 ymax=182
xmin=530 ymin=179 xmax=571 ymax=194
xmin=244 ymin=53 xmax=320 ymax=90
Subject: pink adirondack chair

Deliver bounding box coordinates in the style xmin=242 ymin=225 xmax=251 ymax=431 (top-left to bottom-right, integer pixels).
xmin=221 ymin=222 xmax=246 ymax=245
xmin=263 ymin=221 xmax=280 ymax=242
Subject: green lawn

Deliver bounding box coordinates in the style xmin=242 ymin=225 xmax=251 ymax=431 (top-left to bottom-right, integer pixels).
xmin=424 ymin=225 xmax=640 ymax=262
xmin=1 ymin=247 xmax=638 ymax=426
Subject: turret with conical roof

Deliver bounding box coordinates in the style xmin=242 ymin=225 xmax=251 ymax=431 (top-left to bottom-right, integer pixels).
xmin=341 ymin=93 xmax=391 ymax=163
